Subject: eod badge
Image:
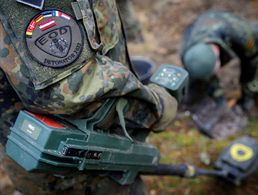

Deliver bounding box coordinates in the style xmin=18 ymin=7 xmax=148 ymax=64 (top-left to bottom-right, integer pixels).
xmin=25 ymin=10 xmax=83 ymax=68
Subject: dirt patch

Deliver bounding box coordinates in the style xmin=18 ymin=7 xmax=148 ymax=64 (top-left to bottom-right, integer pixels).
xmin=130 ymin=0 xmax=258 ymax=64
xmin=129 ymin=0 xmax=258 ymax=99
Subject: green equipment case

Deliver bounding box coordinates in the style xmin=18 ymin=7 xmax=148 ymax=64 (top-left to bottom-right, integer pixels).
xmin=6 ymin=110 xmax=160 ymax=185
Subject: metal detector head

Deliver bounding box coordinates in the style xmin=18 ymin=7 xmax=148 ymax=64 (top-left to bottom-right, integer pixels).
xmin=214 ymin=136 xmax=258 ymax=185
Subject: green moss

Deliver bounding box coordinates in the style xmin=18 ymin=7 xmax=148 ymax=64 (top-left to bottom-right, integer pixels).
xmin=144 ymin=117 xmax=258 ymax=194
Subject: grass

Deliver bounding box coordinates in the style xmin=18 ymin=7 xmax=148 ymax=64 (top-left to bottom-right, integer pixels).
xmin=143 ymin=116 xmax=258 ymax=195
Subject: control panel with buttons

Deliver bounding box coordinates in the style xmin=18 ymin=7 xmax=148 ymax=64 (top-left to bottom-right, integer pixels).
xmin=150 ymin=64 xmax=189 ymax=101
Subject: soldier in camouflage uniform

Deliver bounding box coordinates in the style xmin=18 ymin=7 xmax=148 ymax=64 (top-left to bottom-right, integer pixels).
xmin=0 ymin=0 xmax=177 ymax=194
xmin=180 ymin=11 xmax=258 ymax=138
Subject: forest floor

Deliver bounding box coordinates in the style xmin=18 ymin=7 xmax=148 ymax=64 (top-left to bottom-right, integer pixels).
xmin=1 ymin=0 xmax=258 ymax=194
xmin=128 ymin=0 xmax=258 ymax=194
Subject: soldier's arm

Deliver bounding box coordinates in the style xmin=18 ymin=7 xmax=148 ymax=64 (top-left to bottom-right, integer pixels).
xmin=226 ymin=16 xmax=258 ymax=62
xmin=0 ymin=21 xmax=177 ymax=131
xmin=229 ymin=20 xmax=258 ymax=83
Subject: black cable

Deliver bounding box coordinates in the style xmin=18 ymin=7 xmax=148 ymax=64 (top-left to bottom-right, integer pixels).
xmin=140 ymin=164 xmax=226 ymax=179
xmin=196 ymin=168 xmax=226 ymax=177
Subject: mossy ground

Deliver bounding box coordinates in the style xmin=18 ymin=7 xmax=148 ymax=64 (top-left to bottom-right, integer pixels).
xmin=142 ymin=116 xmax=258 ymax=195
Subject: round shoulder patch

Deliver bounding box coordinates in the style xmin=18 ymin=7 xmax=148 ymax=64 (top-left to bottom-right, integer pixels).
xmin=25 ymin=10 xmax=83 ymax=68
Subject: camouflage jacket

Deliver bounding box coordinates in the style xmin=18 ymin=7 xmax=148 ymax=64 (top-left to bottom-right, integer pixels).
xmin=180 ymin=11 xmax=258 ymax=72
xmin=0 ymin=0 xmax=177 ymax=131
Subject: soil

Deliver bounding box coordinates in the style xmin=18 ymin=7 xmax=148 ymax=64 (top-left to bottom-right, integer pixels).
xmin=129 ymin=0 xmax=258 ymax=100
xmin=129 ymin=0 xmax=258 ymax=65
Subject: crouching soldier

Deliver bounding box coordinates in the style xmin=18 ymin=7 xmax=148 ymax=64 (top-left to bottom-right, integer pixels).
xmin=180 ymin=11 xmax=258 ymax=138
